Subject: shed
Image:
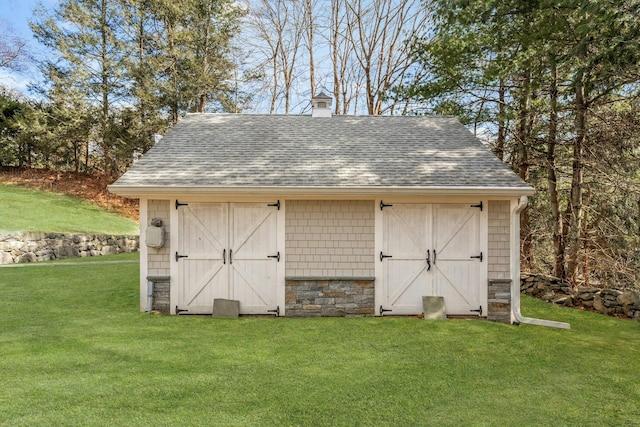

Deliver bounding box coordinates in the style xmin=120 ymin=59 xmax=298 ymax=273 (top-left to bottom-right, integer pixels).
xmin=109 ymin=101 xmax=535 ymax=322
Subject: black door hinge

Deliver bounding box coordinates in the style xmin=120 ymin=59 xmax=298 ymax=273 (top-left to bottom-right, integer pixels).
xmin=175 ymin=252 xmax=188 ymax=262
xmin=176 ymin=306 xmax=189 ymax=315
xmin=380 ymin=201 xmax=393 ymax=211
xmin=268 ymin=200 xmax=281 ymax=210
xmin=380 ymin=306 xmax=393 ymax=316
xmin=470 ymin=306 xmax=483 ymax=316
xmin=471 ymin=252 xmax=483 ymax=262
xmin=267 ymin=306 xmax=280 ymax=317
xmin=267 ymin=252 xmax=280 ymax=262
xmin=471 ymin=201 xmax=483 ymax=211
xmin=176 ymin=200 xmax=188 ymax=209
xmin=380 ymin=252 xmax=392 ymax=262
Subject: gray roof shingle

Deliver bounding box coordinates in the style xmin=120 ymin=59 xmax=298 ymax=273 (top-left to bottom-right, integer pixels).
xmin=110 ymin=114 xmax=532 ymax=194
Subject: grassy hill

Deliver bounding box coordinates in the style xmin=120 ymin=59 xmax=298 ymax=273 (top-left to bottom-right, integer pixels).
xmin=0 ymin=183 xmax=138 ymax=234
xmin=0 ymin=255 xmax=638 ymax=425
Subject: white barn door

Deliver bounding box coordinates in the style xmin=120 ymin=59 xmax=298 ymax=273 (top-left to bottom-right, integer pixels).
xmin=176 ymin=202 xmax=279 ymax=315
xmin=432 ymin=204 xmax=484 ymax=315
xmin=379 ymin=202 xmax=485 ymax=316
xmin=177 ymin=203 xmax=228 ymax=314
xmin=229 ymin=203 xmax=279 ymax=314
xmin=381 ymin=204 xmax=432 ymax=315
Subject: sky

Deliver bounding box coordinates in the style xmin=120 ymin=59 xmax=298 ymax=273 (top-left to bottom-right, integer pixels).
xmin=0 ymin=0 xmax=55 ymax=94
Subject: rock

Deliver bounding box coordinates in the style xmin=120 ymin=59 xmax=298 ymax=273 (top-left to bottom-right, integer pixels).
xmin=18 ymin=253 xmax=36 ymax=263
xmin=617 ymin=291 xmax=639 ymax=307
xmin=0 ymin=250 xmax=14 ymax=264
xmin=552 ymin=295 xmax=572 ymax=306
xmin=542 ymin=292 xmax=555 ymax=301
xmin=593 ymin=296 xmax=606 ymax=313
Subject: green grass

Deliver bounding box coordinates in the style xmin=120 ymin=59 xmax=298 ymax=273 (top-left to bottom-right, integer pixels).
xmin=0 ymin=183 xmax=138 ymax=234
xmin=1 ymin=255 xmax=638 ymax=426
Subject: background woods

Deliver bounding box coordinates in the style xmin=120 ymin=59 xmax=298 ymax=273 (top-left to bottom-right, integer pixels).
xmin=1 ymin=0 xmax=639 ymax=289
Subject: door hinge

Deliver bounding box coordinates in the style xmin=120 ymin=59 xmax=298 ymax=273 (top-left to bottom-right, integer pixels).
xmin=267 ymin=306 xmax=280 ymax=317
xmin=471 ymin=252 xmax=483 ymax=262
xmin=471 ymin=201 xmax=483 ymax=211
xmin=175 ymin=252 xmax=188 ymax=262
xmin=470 ymin=306 xmax=483 ymax=316
xmin=380 ymin=252 xmax=392 ymax=262
xmin=175 ymin=306 xmax=189 ymax=315
xmin=268 ymin=200 xmax=280 ymax=210
xmin=380 ymin=200 xmax=393 ymax=211
xmin=379 ymin=305 xmax=393 ymax=316
xmin=267 ymin=252 xmax=280 ymax=262
xmin=175 ymin=200 xmax=188 ymax=209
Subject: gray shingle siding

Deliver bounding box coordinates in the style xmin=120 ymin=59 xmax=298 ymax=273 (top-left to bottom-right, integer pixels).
xmin=112 ymin=114 xmax=531 ymax=190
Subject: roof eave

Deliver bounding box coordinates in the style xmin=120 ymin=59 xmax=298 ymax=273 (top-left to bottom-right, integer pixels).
xmin=108 ymin=184 xmax=535 ymax=198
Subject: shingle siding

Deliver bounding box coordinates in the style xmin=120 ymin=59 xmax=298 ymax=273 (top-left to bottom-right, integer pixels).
xmin=147 ymin=200 xmax=170 ymax=277
xmin=285 ymin=200 xmax=375 ymax=277
xmin=488 ymin=200 xmax=511 ymax=279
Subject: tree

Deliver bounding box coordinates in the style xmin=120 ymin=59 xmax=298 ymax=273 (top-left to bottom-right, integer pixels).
xmin=31 ymin=0 xmax=127 ymax=181
xmin=403 ymin=0 xmax=640 ymax=286
xmin=0 ymin=20 xmax=29 ymax=72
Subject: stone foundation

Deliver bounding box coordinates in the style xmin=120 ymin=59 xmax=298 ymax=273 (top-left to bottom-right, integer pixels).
xmin=152 ymin=281 xmax=171 ymax=314
xmin=488 ymin=279 xmax=512 ymax=323
xmin=285 ymin=278 xmax=375 ymax=317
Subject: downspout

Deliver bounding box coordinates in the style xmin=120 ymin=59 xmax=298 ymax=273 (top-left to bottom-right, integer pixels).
xmin=511 ymin=196 xmax=571 ymax=329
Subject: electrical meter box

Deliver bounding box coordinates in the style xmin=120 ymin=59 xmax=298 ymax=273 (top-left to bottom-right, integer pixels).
xmin=145 ymin=225 xmax=165 ymax=248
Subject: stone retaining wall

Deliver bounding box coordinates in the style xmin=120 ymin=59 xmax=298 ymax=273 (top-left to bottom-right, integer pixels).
xmin=285 ymin=278 xmax=375 ymax=317
xmin=0 ymin=232 xmax=139 ymax=264
xmin=521 ymin=273 xmax=640 ymax=320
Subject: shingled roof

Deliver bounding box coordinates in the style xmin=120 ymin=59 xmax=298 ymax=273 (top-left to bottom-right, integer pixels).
xmin=109 ymin=113 xmax=533 ymax=196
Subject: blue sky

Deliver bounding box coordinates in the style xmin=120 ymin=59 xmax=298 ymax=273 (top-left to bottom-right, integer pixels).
xmin=0 ymin=0 xmax=55 ymax=93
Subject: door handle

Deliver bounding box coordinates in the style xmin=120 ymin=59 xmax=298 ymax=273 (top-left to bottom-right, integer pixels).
xmin=229 ymin=249 xmax=232 ymax=264
xmin=433 ymin=249 xmax=436 ymax=265
xmin=223 ymin=249 xmax=226 ymax=264
xmin=426 ymin=250 xmax=431 ymax=271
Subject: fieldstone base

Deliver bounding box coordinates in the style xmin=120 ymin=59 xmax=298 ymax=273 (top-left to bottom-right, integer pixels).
xmin=285 ymin=278 xmax=375 ymax=317
xmin=488 ymin=279 xmax=512 ymax=323
xmin=151 ymin=280 xmax=170 ymax=314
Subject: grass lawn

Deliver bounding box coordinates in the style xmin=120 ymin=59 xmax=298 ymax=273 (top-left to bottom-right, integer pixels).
xmin=0 ymin=184 xmax=138 ymax=234
xmin=1 ymin=254 xmax=638 ymax=426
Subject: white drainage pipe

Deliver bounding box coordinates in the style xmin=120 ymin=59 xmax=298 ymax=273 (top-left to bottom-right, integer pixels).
xmin=511 ymin=196 xmax=570 ymax=330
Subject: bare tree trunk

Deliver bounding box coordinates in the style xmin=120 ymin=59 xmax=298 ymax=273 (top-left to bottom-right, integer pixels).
xmin=100 ymin=0 xmax=111 ymax=180
xmin=304 ymin=0 xmax=315 ymax=97
xmin=495 ymin=80 xmax=506 ymax=161
xmin=516 ymin=71 xmax=533 ymax=271
xmin=566 ymin=71 xmax=587 ymax=286
xmin=547 ymin=55 xmax=565 ymax=279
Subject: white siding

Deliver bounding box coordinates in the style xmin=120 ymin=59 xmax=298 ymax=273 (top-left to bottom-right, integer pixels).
xmin=285 ymin=200 xmax=374 ymax=277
